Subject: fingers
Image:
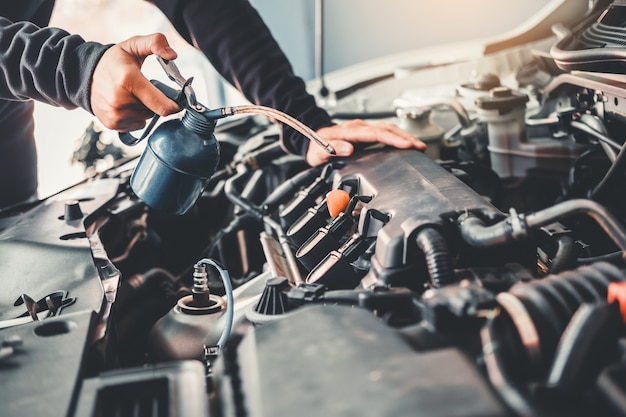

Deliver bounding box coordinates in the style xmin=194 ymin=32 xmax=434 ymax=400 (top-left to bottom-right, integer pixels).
xmin=118 ymin=34 xmax=180 ymax=117
xmin=306 ymin=139 xmax=353 ymax=166
xmin=108 ymin=105 xmax=156 ymax=132
xmin=305 ymin=120 xmax=427 ymax=166
xmin=117 ymin=34 xmax=180 ymax=117
xmin=371 ymin=121 xmax=427 ymax=150
xmin=318 ymin=119 xmax=427 ymax=150
xmin=119 ymin=33 xmax=178 ymax=63
xmin=90 ymin=33 xmax=181 ymax=131
xmin=128 ymin=74 xmax=180 ymax=118
xmin=94 ymin=108 xmax=155 ymax=132
xmin=115 ymin=118 xmax=149 ymax=133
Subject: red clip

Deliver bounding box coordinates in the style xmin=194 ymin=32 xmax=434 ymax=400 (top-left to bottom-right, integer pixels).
xmin=607 ymin=281 xmax=626 ymax=323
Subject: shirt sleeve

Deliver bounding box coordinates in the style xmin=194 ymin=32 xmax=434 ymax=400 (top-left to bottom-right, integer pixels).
xmin=150 ymin=0 xmax=335 ymax=158
xmin=0 ymin=16 xmax=110 ymax=114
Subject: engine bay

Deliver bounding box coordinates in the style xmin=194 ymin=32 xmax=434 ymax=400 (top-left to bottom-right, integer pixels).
xmin=6 ymin=1 xmax=626 ymax=416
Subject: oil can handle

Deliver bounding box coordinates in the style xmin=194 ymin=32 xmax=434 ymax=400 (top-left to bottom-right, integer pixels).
xmin=118 ymin=80 xmax=183 ymax=146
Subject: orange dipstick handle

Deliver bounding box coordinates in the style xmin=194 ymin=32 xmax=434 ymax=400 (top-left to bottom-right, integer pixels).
xmin=326 ymin=189 xmax=351 ymax=219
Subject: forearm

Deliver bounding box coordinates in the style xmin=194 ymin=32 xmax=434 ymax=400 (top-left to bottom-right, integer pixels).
xmin=0 ymin=17 xmax=109 ymax=113
xmin=151 ymin=0 xmax=334 ymax=156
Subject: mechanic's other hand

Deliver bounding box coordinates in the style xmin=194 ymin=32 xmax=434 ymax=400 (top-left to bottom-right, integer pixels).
xmin=90 ymin=33 xmax=181 ymax=132
xmin=305 ymin=119 xmax=427 ymax=166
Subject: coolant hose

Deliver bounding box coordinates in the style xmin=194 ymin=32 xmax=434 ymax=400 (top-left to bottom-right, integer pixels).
xmin=457 ymin=215 xmax=519 ymax=247
xmin=549 ymin=235 xmax=578 ymax=274
xmin=525 ymin=200 xmax=626 ymax=253
xmin=234 ymin=169 xmax=265 ymax=217
xmin=222 ymin=167 xmax=303 ymax=284
xmin=481 ymin=317 xmax=540 ymax=417
xmin=223 ymin=171 xmax=265 ymax=224
xmin=458 ymin=199 xmax=626 ymax=258
xmin=415 ymin=227 xmax=455 ymax=288
xmin=591 ymin=131 xmax=626 ymax=202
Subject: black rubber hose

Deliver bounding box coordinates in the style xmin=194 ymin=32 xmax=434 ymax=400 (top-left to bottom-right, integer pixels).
xmin=458 ymin=199 xmax=626 ymax=256
xmin=415 ymin=227 xmax=455 ymax=288
xmin=234 ymin=169 xmax=265 ymax=217
xmin=578 ymin=250 xmax=623 ymax=265
xmin=329 ymin=111 xmax=397 ymax=120
xmin=501 ymin=262 xmax=625 ymax=379
xmin=115 ymin=268 xmax=179 ymax=314
xmin=525 ymin=199 xmax=626 ymax=254
xmin=549 ymin=235 xmax=578 ymax=274
xmin=481 ymin=318 xmax=541 ymax=417
xmin=262 ymin=166 xmax=323 ymax=213
xmin=237 ymin=141 xmax=285 ymax=171
xmin=223 ymin=170 xmax=265 ymax=222
xmin=457 ymin=215 xmax=517 ymax=247
xmin=546 ymin=301 xmax=622 ymax=395
xmin=591 ymin=139 xmax=626 ymax=203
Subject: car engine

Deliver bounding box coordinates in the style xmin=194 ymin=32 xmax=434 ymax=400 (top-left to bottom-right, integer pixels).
xmin=5 ymin=1 xmax=626 ymax=416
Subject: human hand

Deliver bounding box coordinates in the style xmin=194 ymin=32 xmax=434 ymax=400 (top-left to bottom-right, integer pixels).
xmin=305 ymin=119 xmax=427 ymax=166
xmin=90 ymin=33 xmax=181 ymax=132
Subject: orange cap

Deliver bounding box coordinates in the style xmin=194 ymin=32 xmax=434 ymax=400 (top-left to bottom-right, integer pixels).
xmin=326 ymin=189 xmax=351 ymax=219
xmin=607 ymin=281 xmax=626 ymax=323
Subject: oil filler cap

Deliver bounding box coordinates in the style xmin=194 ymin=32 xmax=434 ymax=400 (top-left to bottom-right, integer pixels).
xmin=326 ymin=189 xmax=350 ymax=218
xmin=475 ymin=86 xmax=528 ymax=111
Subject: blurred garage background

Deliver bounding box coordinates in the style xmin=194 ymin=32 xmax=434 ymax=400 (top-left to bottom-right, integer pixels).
xmin=34 ymin=0 xmax=547 ymax=198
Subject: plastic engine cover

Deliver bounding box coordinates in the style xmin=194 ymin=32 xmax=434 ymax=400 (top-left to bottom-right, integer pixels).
xmin=216 ymin=305 xmax=511 ymax=417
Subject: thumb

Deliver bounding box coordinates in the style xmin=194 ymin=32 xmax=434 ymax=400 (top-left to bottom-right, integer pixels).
xmin=306 ymin=139 xmax=353 ymax=166
xmin=330 ymin=140 xmax=353 ymax=157
xmin=118 ymin=34 xmax=180 ymax=116
xmin=118 ymin=33 xmax=177 ymax=64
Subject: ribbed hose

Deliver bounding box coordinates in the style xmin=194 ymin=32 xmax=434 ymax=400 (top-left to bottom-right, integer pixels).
xmin=415 ymin=227 xmax=455 ymax=288
xmin=481 ymin=318 xmax=540 ymax=417
xmin=497 ymin=261 xmax=625 ymax=379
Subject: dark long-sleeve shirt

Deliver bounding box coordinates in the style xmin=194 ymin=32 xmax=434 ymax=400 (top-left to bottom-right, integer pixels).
xmin=0 ymin=0 xmax=333 ymax=208
xmin=0 ymin=1 xmax=110 ymax=207
xmin=150 ymin=0 xmax=334 ymax=156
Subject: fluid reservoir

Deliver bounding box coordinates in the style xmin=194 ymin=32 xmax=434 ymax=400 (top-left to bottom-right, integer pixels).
xmin=147 ymin=265 xmax=228 ymax=362
xmin=475 ymin=86 xmax=529 ymax=179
